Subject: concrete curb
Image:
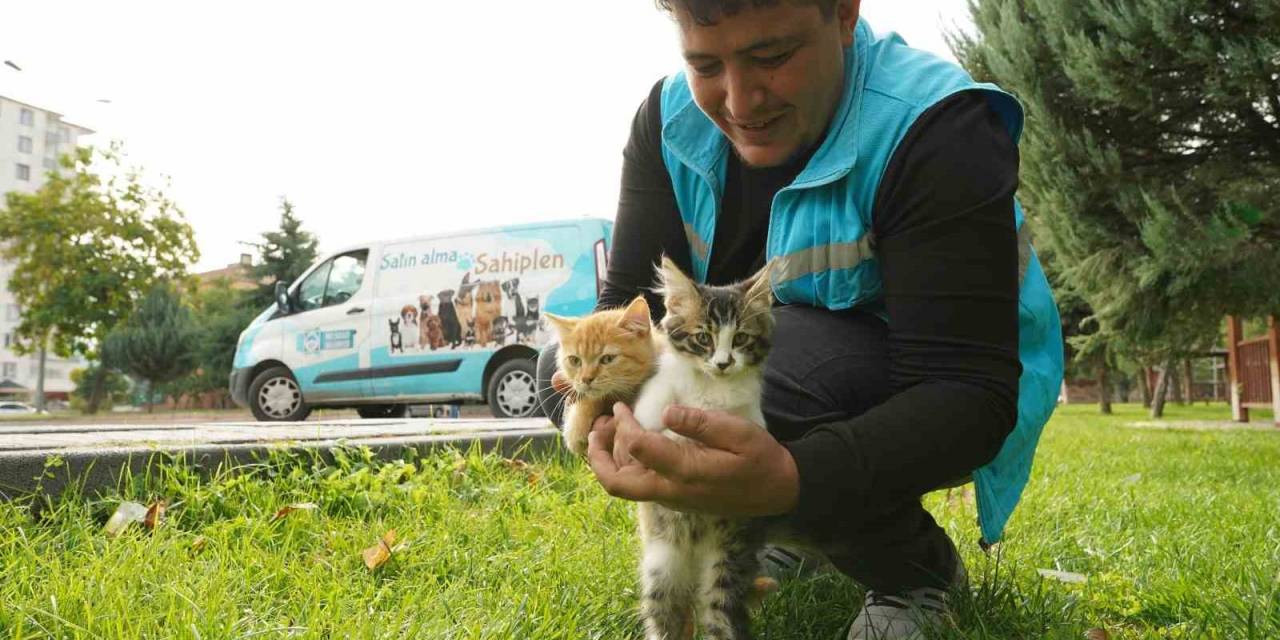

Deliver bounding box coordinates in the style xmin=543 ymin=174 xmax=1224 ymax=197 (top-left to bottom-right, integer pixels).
xmin=0 ymin=427 xmax=560 ymax=503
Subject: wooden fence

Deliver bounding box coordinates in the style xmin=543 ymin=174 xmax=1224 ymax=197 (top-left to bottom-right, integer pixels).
xmin=1226 ymin=315 xmax=1280 ymax=424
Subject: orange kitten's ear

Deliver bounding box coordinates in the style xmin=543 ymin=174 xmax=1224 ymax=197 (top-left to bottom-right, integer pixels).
xmin=656 ymin=256 xmax=698 ymax=309
xmin=544 ymin=313 xmax=577 ymax=338
xmin=617 ymin=296 xmax=651 ymax=336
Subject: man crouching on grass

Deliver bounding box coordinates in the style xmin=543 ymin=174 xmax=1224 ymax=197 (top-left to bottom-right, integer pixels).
xmin=537 ymin=0 xmax=1064 ymax=637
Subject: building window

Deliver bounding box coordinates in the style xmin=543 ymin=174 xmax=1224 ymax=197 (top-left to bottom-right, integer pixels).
xmin=42 ymin=157 xmax=57 ymax=170
xmin=2 ymin=333 xmax=10 ymax=348
xmin=2 ymin=363 xmax=16 ymax=379
xmin=19 ymin=108 xmax=34 ymax=126
xmin=15 ymin=164 xmax=30 ymax=181
xmin=18 ymin=136 xmax=33 ymax=153
xmin=6 ymin=304 xmax=20 ymax=321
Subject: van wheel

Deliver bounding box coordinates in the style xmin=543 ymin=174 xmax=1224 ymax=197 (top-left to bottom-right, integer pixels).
xmin=356 ymin=405 xmax=407 ymax=419
xmin=487 ymin=359 xmax=542 ymax=418
xmin=248 ymin=366 xmax=311 ymax=422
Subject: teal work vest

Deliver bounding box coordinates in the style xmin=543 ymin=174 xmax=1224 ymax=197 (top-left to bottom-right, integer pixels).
xmin=658 ymin=18 xmax=1064 ymax=543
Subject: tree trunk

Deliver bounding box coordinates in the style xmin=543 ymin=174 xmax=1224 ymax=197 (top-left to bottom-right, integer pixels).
xmin=34 ymin=342 xmax=47 ymax=412
xmin=1170 ymin=363 xmax=1184 ymax=405
xmin=1182 ymin=359 xmax=1195 ymax=404
xmin=85 ymin=366 xmax=107 ymax=414
xmin=1151 ymin=358 xmax=1174 ymax=418
xmin=145 ymin=380 xmax=154 ymax=414
xmin=1098 ymin=358 xmax=1112 ymax=414
xmin=1138 ymin=366 xmax=1152 ymax=408
xmin=1171 ymin=359 xmax=1186 ymax=405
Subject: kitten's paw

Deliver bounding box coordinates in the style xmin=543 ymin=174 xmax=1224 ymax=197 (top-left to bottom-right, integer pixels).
xmin=562 ymin=404 xmax=592 ymax=457
xmin=562 ymin=430 xmax=589 ymax=456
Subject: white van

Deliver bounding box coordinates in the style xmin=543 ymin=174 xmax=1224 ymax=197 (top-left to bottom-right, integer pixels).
xmin=229 ymin=218 xmax=611 ymax=421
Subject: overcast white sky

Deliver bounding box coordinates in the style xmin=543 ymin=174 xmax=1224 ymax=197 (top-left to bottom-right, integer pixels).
xmin=2 ymin=1 xmax=974 ymax=272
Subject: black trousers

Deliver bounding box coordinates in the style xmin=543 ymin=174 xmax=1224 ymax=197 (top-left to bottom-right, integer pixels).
xmin=535 ymin=305 xmax=958 ymax=593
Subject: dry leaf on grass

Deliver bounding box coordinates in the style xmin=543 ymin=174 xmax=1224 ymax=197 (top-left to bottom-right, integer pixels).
xmin=190 ymin=536 xmax=208 ymax=552
xmin=273 ymin=502 xmax=319 ymax=521
xmin=1037 ymin=569 xmax=1088 ymax=584
xmin=143 ymin=500 xmax=166 ymax=531
xmin=1084 ymin=628 xmax=1110 ymax=640
xmin=103 ymin=501 xmax=148 ymax=538
xmin=502 ymin=457 xmax=543 ymax=485
xmin=362 ymin=530 xmax=403 ymax=571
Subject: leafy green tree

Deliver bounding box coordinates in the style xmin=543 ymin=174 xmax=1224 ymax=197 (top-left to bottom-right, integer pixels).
xmin=101 ymin=285 xmax=198 ymax=413
xmin=171 ymin=278 xmax=259 ymax=407
xmin=250 ymin=198 xmax=319 ymax=310
xmin=952 ymin=0 xmax=1280 ymax=417
xmin=0 ymin=144 xmax=199 ymax=412
xmin=69 ymin=365 xmax=130 ymax=411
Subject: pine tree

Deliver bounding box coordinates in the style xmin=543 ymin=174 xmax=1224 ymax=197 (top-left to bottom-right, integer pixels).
xmin=952 ymin=0 xmax=1280 ymax=416
xmin=185 ymin=279 xmax=259 ymax=403
xmin=101 ymin=285 xmax=198 ymax=413
xmin=250 ymin=198 xmax=319 ymax=309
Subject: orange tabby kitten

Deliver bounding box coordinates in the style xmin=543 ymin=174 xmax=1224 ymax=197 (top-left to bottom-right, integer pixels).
xmin=545 ymin=296 xmax=657 ymax=455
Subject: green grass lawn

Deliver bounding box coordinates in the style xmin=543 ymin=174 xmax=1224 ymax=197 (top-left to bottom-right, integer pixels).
xmin=1 ymin=403 xmax=1277 ymax=639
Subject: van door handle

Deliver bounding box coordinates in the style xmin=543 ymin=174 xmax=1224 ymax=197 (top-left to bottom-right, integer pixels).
xmin=346 ymin=307 xmax=365 ymax=315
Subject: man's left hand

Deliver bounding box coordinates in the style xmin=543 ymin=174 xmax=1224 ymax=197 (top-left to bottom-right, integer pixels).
xmin=586 ymin=402 xmax=800 ymax=517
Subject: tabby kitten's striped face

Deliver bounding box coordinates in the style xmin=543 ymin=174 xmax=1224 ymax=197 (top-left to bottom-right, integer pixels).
xmin=657 ymin=257 xmax=774 ymax=378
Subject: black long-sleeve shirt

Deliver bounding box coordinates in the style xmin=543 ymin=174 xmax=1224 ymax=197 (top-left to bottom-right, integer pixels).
xmin=600 ymin=79 xmax=1022 ymax=525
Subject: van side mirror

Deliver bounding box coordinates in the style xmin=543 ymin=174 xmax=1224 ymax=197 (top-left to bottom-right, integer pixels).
xmin=275 ymin=281 xmax=292 ymax=313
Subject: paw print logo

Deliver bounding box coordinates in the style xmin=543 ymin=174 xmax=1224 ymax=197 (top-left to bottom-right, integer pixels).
xmin=302 ymin=330 xmax=322 ymax=354
xmin=456 ymin=252 xmax=474 ymax=271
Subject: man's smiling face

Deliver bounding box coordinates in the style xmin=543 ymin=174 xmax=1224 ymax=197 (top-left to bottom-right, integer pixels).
xmin=677 ymin=0 xmax=859 ymax=168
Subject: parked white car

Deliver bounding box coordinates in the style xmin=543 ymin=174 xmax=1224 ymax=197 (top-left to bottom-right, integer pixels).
xmin=0 ymin=401 xmax=39 ymax=414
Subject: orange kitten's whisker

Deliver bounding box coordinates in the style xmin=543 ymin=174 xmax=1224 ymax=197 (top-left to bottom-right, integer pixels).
xmin=537 ymin=380 xmax=577 ymax=406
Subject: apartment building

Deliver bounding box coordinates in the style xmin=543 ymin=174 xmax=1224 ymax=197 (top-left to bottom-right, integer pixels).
xmin=0 ymin=95 xmax=95 ymax=399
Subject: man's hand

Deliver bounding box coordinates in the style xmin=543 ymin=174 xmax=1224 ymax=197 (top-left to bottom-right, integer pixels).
xmin=586 ymin=402 xmax=800 ymax=517
xmin=550 ymin=369 xmax=571 ymax=395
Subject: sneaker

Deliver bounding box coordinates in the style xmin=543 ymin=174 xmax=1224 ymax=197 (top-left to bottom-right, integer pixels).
xmin=756 ymin=544 xmax=832 ymax=582
xmin=846 ymin=548 xmax=968 ymax=640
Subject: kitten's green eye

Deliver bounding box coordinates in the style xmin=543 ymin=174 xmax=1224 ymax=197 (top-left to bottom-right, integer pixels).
xmin=599 ymin=354 xmax=616 ymax=365
xmin=566 ymin=355 xmax=581 ymax=367
xmin=693 ymin=332 xmax=712 ymax=347
xmin=733 ymin=332 xmax=751 ymax=348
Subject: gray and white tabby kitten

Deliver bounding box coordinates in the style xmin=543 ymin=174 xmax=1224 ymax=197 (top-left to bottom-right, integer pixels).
xmin=630 ymin=256 xmax=775 ymax=640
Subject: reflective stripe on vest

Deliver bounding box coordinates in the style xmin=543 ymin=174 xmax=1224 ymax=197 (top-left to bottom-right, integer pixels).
xmin=775 ymin=233 xmax=876 ymax=286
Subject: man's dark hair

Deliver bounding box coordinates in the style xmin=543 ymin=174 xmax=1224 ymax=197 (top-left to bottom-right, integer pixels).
xmin=655 ymin=0 xmax=840 ymax=26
